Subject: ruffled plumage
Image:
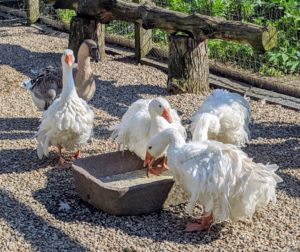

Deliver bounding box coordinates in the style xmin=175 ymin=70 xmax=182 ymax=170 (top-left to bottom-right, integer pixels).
xmin=111 ymin=97 xmax=186 ymax=160
xmin=36 ymin=49 xmax=94 ymax=159
xmin=191 ymin=89 xmax=251 ymax=146
xmin=147 ymin=128 xmax=282 ymax=224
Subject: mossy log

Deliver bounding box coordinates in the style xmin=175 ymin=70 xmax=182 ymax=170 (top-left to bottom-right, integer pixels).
xmin=76 ymin=0 xmax=277 ymax=52
xmin=26 ymin=0 xmax=39 ymax=25
xmin=167 ymin=34 xmax=209 ymax=94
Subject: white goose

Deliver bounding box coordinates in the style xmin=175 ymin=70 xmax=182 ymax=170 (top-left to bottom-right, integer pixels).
xmin=22 ymin=39 xmax=99 ymax=110
xmin=190 ymin=89 xmax=251 ymax=146
xmin=36 ymin=49 xmax=94 ymax=166
xmin=144 ymin=128 xmax=282 ymax=231
xmin=111 ymin=97 xmax=186 ymax=176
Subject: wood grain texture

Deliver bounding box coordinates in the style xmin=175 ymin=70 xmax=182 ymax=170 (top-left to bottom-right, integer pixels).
xmin=167 ymin=34 xmax=209 ymax=93
xmin=77 ymin=0 xmax=277 ymax=52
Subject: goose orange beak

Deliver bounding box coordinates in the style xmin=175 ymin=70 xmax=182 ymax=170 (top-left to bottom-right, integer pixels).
xmin=144 ymin=151 xmax=154 ymax=167
xmin=65 ymin=54 xmax=73 ymax=66
xmin=162 ymin=108 xmax=172 ymax=123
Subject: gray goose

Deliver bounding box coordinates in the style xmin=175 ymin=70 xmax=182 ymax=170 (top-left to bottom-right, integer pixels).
xmin=22 ymin=39 xmax=99 ymax=110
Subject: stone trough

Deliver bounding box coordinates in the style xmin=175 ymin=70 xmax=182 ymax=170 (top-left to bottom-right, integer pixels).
xmin=72 ymin=151 xmax=188 ymax=216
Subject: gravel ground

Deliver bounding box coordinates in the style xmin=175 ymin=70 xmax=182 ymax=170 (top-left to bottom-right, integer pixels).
xmin=0 ymin=24 xmax=299 ymax=252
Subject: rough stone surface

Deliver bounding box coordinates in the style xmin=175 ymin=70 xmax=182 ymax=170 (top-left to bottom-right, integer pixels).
xmin=72 ymin=151 xmax=175 ymax=216
xmin=0 ymin=24 xmax=299 ymax=251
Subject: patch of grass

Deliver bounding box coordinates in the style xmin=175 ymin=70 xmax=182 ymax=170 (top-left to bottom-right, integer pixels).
xmin=56 ymin=9 xmax=76 ymax=23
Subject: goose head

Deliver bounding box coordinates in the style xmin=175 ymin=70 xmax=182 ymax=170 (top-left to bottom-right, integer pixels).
xmin=61 ymin=49 xmax=75 ymax=68
xmin=144 ymin=128 xmax=175 ymax=167
xmin=86 ymin=39 xmax=99 ymax=62
xmin=79 ymin=39 xmax=99 ymax=63
xmin=21 ymin=79 xmax=33 ymax=90
xmin=148 ymin=97 xmax=173 ymax=123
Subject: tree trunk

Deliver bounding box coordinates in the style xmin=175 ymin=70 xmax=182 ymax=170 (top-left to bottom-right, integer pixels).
xmin=26 ymin=0 xmax=39 ymax=25
xmin=167 ymin=34 xmax=209 ymax=94
xmin=69 ymin=16 xmax=105 ymax=62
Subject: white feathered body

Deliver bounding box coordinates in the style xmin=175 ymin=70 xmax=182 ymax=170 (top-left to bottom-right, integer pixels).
xmin=191 ymin=89 xmax=251 ymax=146
xmin=36 ymin=61 xmax=94 ymax=159
xmin=166 ymin=136 xmax=282 ymax=223
xmin=111 ymin=98 xmax=186 ymax=159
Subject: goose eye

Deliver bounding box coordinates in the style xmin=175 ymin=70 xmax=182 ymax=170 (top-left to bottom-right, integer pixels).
xmin=158 ymin=105 xmax=162 ymax=108
xmin=148 ymin=146 xmax=152 ymax=150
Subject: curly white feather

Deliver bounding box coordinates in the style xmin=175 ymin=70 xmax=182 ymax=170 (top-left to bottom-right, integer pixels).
xmin=36 ymin=50 xmax=94 ymax=159
xmin=148 ymin=129 xmax=282 ymax=224
xmin=191 ymin=89 xmax=251 ymax=146
xmin=111 ymin=97 xmax=186 ymax=160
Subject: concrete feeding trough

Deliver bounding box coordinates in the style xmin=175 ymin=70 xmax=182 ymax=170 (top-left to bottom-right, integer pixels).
xmin=72 ymin=151 xmax=187 ymax=216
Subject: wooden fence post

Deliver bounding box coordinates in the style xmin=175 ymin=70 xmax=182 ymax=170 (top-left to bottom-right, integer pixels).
xmin=26 ymin=0 xmax=39 ymax=25
xmin=133 ymin=0 xmax=152 ymax=61
xmin=97 ymin=22 xmax=106 ymax=61
xmin=69 ymin=16 xmax=106 ymax=62
xmin=167 ymin=34 xmax=209 ymax=94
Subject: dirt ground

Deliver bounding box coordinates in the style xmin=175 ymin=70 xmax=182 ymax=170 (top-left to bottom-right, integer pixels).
xmin=0 ymin=23 xmax=299 ymax=251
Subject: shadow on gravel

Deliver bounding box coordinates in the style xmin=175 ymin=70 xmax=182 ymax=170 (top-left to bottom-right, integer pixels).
xmin=244 ymin=132 xmax=300 ymax=198
xmin=0 ymin=117 xmax=39 ymax=131
xmin=33 ymin=168 xmax=223 ymax=245
xmin=0 ymin=117 xmax=39 ymax=140
xmin=91 ymin=117 xmax=116 ymax=140
xmin=250 ymin=122 xmax=300 ymax=140
xmin=0 ymin=189 xmax=87 ymax=251
xmin=91 ymin=77 xmax=167 ymax=119
xmin=0 ymin=44 xmax=61 ymax=78
xmin=276 ymin=172 xmax=300 ymax=198
xmin=0 ymin=116 xmax=52 ymax=174
xmin=0 ymin=148 xmax=58 ymax=175
xmin=244 ymin=138 xmax=300 ymax=170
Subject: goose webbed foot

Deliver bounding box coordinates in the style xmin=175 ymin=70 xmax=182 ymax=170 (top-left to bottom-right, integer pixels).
xmin=57 ymin=145 xmax=72 ymax=168
xmin=185 ymin=214 xmax=213 ymax=232
xmin=57 ymin=155 xmax=72 ymax=169
xmin=147 ymin=156 xmax=169 ymax=177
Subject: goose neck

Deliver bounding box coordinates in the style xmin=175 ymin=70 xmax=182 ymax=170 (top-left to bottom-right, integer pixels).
xmin=77 ymin=44 xmax=92 ymax=73
xmin=61 ymin=66 xmax=76 ymax=99
xmin=167 ymin=130 xmax=185 ymax=150
xmin=77 ymin=55 xmax=91 ymax=73
xmin=192 ymin=116 xmax=210 ymax=142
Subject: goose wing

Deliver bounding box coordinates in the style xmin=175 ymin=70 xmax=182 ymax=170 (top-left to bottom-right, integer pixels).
xmin=111 ymin=99 xmax=152 ymax=159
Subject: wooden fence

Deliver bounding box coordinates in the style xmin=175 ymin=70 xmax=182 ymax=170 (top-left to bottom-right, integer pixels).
xmin=2 ymin=0 xmax=300 ymax=98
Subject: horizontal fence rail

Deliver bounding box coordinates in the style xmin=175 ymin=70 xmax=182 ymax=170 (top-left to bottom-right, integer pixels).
xmin=0 ymin=0 xmax=299 ymax=77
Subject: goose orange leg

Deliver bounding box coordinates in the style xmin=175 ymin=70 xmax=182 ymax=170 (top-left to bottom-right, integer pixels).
xmin=57 ymin=145 xmax=72 ymax=168
xmin=73 ymin=150 xmax=80 ymax=159
xmin=185 ymin=213 xmax=213 ymax=232
xmin=57 ymin=145 xmax=66 ymax=166
xmin=147 ymin=156 xmax=169 ymax=177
